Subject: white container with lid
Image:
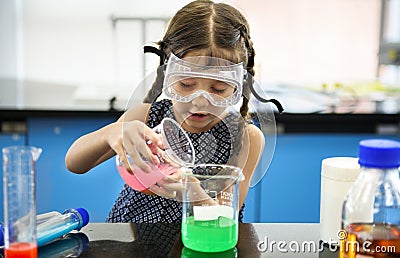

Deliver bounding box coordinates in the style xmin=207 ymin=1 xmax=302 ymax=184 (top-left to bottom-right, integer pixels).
xmin=319 ymin=157 xmax=360 ymax=244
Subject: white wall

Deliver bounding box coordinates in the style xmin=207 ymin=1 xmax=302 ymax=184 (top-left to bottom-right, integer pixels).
xmin=234 ymin=0 xmax=381 ymax=85
xmin=0 ymin=0 xmax=19 ymax=78
xmin=18 ymin=0 xmax=199 ymax=109
xmin=0 ymin=0 xmax=382 ymax=110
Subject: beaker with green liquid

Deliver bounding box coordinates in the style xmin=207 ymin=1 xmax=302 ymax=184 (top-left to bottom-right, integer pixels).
xmin=181 ymin=164 xmax=244 ymax=253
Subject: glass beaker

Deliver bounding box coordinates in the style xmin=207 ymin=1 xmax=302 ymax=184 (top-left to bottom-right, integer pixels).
xmin=181 ymin=164 xmax=244 ymax=253
xmin=181 ymin=246 xmax=237 ymax=257
xmin=116 ymin=117 xmax=195 ymax=192
xmin=3 ymin=145 xmax=42 ymax=258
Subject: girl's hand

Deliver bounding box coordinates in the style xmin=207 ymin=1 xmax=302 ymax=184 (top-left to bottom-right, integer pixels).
xmin=152 ymin=169 xmax=216 ymax=205
xmin=107 ymin=120 xmax=164 ymax=173
xmin=149 ymin=170 xmax=183 ymax=199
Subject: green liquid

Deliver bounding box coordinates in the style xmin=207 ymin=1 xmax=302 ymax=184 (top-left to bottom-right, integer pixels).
xmin=182 ymin=216 xmax=238 ymax=253
xmin=181 ymin=247 xmax=237 ymax=258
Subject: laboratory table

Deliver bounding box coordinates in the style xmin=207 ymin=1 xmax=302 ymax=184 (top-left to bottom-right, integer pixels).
xmin=9 ymin=223 xmax=338 ymax=258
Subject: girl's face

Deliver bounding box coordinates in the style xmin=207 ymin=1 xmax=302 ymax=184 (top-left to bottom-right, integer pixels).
xmin=172 ymin=77 xmax=229 ymax=133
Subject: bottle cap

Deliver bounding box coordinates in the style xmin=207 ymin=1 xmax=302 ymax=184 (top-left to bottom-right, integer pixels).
xmin=64 ymin=208 xmax=90 ymax=230
xmin=75 ymin=208 xmax=90 ymax=229
xmin=358 ymin=139 xmax=400 ymax=168
xmin=0 ymin=223 xmax=4 ymax=246
xmin=321 ymin=157 xmax=360 ymax=181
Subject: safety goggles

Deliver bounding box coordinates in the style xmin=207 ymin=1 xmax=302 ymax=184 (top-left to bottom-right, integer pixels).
xmin=163 ymin=53 xmax=245 ymax=107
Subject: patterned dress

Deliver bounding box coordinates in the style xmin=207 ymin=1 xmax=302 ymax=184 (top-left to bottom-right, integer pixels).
xmin=107 ymin=99 xmax=245 ymax=223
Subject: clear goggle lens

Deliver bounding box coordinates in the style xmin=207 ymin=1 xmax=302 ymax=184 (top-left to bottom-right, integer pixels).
xmin=163 ymin=53 xmax=245 ymax=107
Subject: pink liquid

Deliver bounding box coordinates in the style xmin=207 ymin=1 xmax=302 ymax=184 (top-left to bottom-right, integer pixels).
xmin=117 ymin=161 xmax=178 ymax=191
xmin=5 ymin=242 xmax=37 ymax=258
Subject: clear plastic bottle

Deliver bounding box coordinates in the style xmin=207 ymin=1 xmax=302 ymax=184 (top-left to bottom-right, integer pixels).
xmin=341 ymin=139 xmax=400 ymax=257
xmin=36 ymin=208 xmax=89 ymax=247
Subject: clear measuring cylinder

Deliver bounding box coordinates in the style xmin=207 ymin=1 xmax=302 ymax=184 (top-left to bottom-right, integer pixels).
xmin=3 ymin=145 xmax=42 ymax=258
xmin=181 ymin=164 xmax=244 ymax=253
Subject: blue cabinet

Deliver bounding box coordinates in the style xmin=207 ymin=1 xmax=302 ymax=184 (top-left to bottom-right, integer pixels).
xmin=243 ymin=133 xmax=400 ymax=223
xmin=27 ymin=117 xmax=124 ymax=222
xmin=1 ymin=112 xmax=398 ymax=224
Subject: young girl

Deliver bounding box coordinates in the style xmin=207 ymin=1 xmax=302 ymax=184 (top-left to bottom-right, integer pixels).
xmin=65 ymin=0 xmax=282 ymax=223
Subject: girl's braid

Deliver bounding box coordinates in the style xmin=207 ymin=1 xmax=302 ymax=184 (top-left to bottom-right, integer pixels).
xmin=143 ymin=41 xmax=168 ymax=104
xmin=143 ymin=65 xmax=165 ymax=104
xmin=239 ymin=25 xmax=255 ymax=120
xmin=228 ymin=25 xmax=256 ymax=167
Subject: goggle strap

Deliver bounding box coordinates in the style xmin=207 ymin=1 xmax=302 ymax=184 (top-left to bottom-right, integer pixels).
xmin=144 ymin=46 xmax=167 ymax=65
xmin=249 ymin=83 xmax=284 ymax=113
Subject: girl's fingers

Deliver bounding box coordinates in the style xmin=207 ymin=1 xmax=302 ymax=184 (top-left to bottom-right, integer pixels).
xmin=159 ymin=182 xmax=182 ymax=192
xmin=166 ymin=172 xmax=182 ymax=181
xmin=126 ymin=144 xmax=152 ymax=173
xmin=147 ymin=141 xmax=164 ymax=164
xmin=118 ymin=155 xmax=132 ymax=174
xmin=144 ymin=126 xmax=164 ymax=148
xmin=138 ymin=125 xmax=163 ymax=165
xmin=145 ymin=127 xmax=165 ymax=163
xmin=134 ymin=139 xmax=160 ymax=167
xmin=113 ymin=144 xmax=133 ymax=173
xmin=149 ymin=184 xmax=176 ymax=199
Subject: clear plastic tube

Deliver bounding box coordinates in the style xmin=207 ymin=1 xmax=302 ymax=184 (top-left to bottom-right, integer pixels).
xmin=0 ymin=208 xmax=89 ymax=248
xmin=36 ymin=211 xmax=62 ymax=225
xmin=36 ymin=208 xmax=89 ymax=247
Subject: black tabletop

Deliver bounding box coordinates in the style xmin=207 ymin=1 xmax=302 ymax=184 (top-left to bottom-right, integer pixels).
xmin=38 ymin=223 xmax=261 ymax=258
xmin=1 ymin=223 xmax=342 ymax=257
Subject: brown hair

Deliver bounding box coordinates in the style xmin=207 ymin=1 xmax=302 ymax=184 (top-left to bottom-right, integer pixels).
xmin=143 ymin=0 xmax=255 ymax=120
